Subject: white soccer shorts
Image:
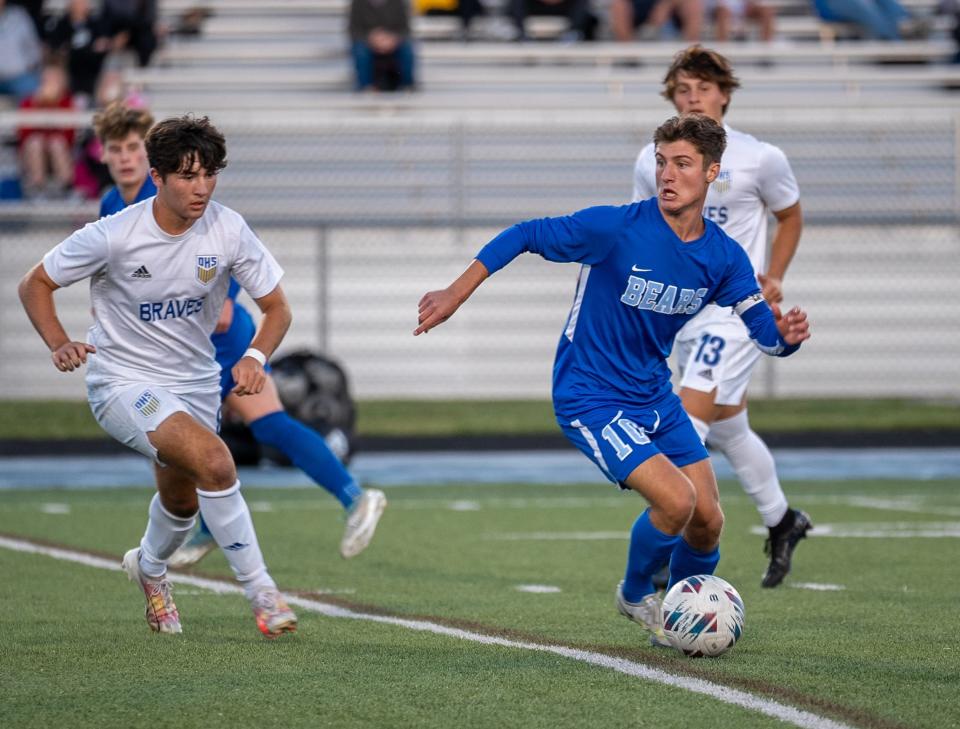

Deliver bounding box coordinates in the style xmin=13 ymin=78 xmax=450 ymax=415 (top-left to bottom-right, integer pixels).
xmin=675 ymin=324 xmax=762 ymax=407
xmin=88 ymin=383 xmax=221 ymax=463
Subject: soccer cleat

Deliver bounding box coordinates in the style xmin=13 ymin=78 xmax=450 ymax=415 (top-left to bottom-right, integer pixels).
xmin=167 ymin=527 xmax=217 ymax=568
xmin=615 ymin=581 xmax=671 ymax=648
xmin=761 ymin=509 xmax=813 ymax=588
xmin=121 ymin=548 xmax=182 ymax=634
xmin=250 ymin=587 xmax=298 ymax=638
xmin=340 ymin=488 xmax=387 ymax=559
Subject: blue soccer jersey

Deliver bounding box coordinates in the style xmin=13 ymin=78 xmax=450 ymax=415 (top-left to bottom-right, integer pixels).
xmin=477 ymin=198 xmax=793 ymax=420
xmin=99 ymin=176 xmax=157 ymax=218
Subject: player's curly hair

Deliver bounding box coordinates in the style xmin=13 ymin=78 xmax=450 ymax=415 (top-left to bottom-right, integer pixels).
xmin=653 ymin=114 xmax=727 ymax=168
xmin=92 ymin=101 xmax=155 ymax=144
xmin=662 ymin=45 xmax=741 ymax=115
xmin=145 ymin=114 xmax=228 ymax=179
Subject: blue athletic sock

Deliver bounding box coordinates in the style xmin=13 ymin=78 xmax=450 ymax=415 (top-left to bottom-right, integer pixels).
xmin=667 ymin=539 xmax=720 ymax=592
xmin=622 ymin=508 xmax=681 ymax=602
xmin=249 ymin=412 xmax=363 ymax=511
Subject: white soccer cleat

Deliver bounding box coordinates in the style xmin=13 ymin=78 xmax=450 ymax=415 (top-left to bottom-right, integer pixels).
xmin=615 ymin=581 xmax=671 ymax=648
xmin=122 ymin=548 xmax=182 ymax=634
xmin=250 ymin=587 xmax=298 ymax=638
xmin=167 ymin=528 xmax=217 ymax=568
xmin=340 ymin=488 xmax=387 ymax=559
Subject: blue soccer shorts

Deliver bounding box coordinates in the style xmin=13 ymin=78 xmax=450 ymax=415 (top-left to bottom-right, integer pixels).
xmin=559 ymin=391 xmax=708 ymax=488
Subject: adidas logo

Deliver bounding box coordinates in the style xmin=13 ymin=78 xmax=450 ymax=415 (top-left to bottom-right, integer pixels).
xmin=131 ymin=265 xmax=151 ymax=279
xmin=223 ymin=542 xmax=249 ymax=551
xmin=697 ymin=368 xmax=714 ymax=381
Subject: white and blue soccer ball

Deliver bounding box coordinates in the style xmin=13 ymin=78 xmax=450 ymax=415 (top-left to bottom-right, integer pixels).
xmin=661 ymin=574 xmax=745 ymax=657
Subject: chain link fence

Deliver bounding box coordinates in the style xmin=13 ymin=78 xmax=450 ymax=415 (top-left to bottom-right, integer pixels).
xmin=1 ymin=112 xmax=958 ymax=401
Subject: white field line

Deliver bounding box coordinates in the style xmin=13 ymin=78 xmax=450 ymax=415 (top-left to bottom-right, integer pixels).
xmin=0 ymin=534 xmax=856 ymax=729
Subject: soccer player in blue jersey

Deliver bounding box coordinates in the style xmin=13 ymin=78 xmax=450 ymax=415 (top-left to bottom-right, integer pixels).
xmin=415 ymin=113 xmax=810 ymax=647
xmin=94 ymin=102 xmax=386 ymax=564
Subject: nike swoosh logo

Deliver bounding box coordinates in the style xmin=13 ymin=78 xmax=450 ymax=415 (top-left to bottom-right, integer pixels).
xmin=631 ymin=266 xmax=652 ymax=272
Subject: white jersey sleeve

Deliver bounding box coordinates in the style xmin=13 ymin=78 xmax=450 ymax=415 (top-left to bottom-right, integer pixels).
xmin=756 ymin=142 xmax=800 ymax=214
xmin=632 ymin=143 xmax=657 ymax=202
xmin=42 ymin=220 xmax=109 ymax=288
xmin=230 ymin=219 xmax=284 ymax=300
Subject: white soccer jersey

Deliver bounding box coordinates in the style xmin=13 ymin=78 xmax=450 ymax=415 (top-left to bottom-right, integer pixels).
xmin=633 ymin=124 xmax=799 ymax=339
xmin=43 ymin=197 xmax=283 ymax=393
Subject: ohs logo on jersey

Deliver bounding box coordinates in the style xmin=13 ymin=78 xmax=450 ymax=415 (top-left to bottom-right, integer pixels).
xmin=196 ymin=255 xmax=218 ymax=285
xmin=620 ymin=276 xmax=707 ymax=316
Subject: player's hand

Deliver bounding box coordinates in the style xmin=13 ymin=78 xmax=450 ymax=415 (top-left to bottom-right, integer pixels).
xmin=415 ymin=287 xmax=461 ymax=336
xmin=51 ymin=342 xmax=96 ymax=372
xmin=772 ymin=304 xmax=811 ymax=346
xmin=215 ymin=297 xmax=235 ymax=334
xmin=231 ymin=356 xmax=266 ymax=396
xmin=758 ymin=273 xmax=783 ymax=304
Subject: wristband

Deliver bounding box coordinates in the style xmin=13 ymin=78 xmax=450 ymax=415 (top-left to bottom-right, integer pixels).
xmin=243 ymin=347 xmax=267 ymax=366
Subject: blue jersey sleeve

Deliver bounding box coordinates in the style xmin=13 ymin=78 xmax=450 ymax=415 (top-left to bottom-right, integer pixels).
xmin=476 ymin=206 xmax=624 ymax=274
xmin=711 ymin=240 xmax=762 ymax=309
xmin=227 ymin=277 xmax=240 ymax=301
xmin=738 ymin=298 xmax=801 ymax=357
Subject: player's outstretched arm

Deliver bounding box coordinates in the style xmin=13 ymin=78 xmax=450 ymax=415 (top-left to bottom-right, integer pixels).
xmin=18 ymin=262 xmax=96 ymax=372
xmin=415 ymin=259 xmax=489 ymax=336
xmin=232 ymin=284 xmax=291 ymax=397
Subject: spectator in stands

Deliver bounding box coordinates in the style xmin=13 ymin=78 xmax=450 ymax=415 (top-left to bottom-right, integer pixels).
xmin=46 ymin=0 xmax=111 ymax=106
xmin=416 ymin=0 xmax=485 ymax=41
xmin=710 ymin=0 xmax=775 ymax=41
xmin=10 ymin=0 xmax=44 ymax=37
xmin=101 ymin=0 xmax=162 ymax=68
xmin=17 ymin=62 xmax=76 ymax=199
xmin=349 ymin=0 xmax=417 ymax=91
xmin=509 ymin=0 xmax=598 ymax=41
xmin=611 ymin=0 xmax=704 ymax=42
xmin=0 ymin=0 xmax=43 ymax=100
xmin=811 ymin=0 xmax=928 ymax=40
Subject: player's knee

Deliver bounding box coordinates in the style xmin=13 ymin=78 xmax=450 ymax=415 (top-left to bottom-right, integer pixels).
xmin=703 ymin=505 xmax=725 ymax=542
xmin=198 ymin=445 xmax=237 ymax=490
xmin=163 ymin=493 xmax=199 ymax=518
xmin=660 ymin=477 xmax=697 ymax=531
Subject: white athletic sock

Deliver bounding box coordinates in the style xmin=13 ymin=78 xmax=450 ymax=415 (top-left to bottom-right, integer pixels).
xmin=707 ymin=410 xmax=788 ymax=528
xmin=139 ymin=492 xmax=197 ymax=578
xmin=197 ymin=480 xmax=276 ymax=597
xmin=688 ymin=415 xmax=711 ymax=445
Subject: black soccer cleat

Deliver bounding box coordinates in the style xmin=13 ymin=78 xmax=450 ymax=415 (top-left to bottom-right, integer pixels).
xmin=761 ymin=509 xmax=813 ymax=588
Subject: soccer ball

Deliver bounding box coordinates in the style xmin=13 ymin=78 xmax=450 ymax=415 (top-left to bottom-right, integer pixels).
xmin=661 ymin=575 xmax=745 ymax=657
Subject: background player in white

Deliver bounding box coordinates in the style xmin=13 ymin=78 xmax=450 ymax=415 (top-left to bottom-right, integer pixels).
xmin=18 ymin=115 xmax=298 ymax=637
xmin=633 ymin=46 xmax=812 ymax=589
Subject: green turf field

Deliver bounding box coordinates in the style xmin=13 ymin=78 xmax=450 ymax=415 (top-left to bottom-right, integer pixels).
xmin=2 ymin=478 xmax=958 ymax=729
xmin=0 ymin=397 xmax=958 ymax=439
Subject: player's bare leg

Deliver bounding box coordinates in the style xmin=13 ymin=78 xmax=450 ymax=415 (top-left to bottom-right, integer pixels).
xmin=143 ymin=412 xmax=296 ymax=636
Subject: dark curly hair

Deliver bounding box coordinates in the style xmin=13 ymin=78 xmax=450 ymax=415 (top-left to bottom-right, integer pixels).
xmin=653 ymin=114 xmax=727 ymax=168
xmin=662 ymin=45 xmax=741 ymax=115
xmin=145 ymin=115 xmax=228 ymax=179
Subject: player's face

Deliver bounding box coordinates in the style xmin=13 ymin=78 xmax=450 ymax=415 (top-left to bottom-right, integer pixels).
xmin=655 ymin=139 xmax=719 ymax=216
xmin=152 ymin=158 xmax=218 ymax=227
xmin=670 ymin=71 xmax=728 ymax=122
xmin=101 ymin=131 xmax=148 ymax=189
